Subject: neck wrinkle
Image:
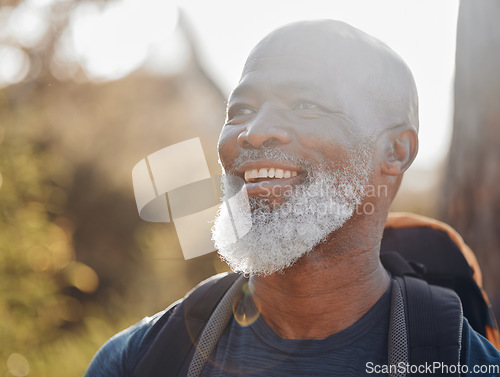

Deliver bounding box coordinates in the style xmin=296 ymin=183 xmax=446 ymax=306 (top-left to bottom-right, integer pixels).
xmin=249 ymin=246 xmax=390 ymax=340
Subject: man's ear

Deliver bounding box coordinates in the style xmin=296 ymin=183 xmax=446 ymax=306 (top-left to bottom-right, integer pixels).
xmin=380 ymin=126 xmax=418 ymax=176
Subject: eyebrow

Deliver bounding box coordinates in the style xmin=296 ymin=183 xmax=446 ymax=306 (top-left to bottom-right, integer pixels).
xmin=229 ymin=81 xmax=323 ymax=102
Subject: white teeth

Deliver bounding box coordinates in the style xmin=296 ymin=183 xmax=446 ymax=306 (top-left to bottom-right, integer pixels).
xmin=243 ymin=168 xmax=298 ymax=182
xmin=258 ymin=168 xmax=267 ymax=178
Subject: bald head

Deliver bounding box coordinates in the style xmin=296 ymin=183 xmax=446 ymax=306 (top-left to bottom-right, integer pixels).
xmin=242 ymin=20 xmax=419 ymax=134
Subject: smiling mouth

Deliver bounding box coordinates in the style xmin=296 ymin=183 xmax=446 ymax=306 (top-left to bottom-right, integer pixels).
xmin=244 ymin=167 xmax=298 ymax=183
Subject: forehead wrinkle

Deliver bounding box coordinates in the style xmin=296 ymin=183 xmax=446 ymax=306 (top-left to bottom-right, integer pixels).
xmin=230 ymin=79 xmax=326 ymax=103
xmin=233 ymin=57 xmax=332 ymax=106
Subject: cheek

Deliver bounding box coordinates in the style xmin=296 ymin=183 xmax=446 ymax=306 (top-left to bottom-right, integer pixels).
xmin=296 ymin=133 xmax=351 ymax=167
xmin=217 ymin=127 xmax=240 ymax=170
xmin=294 ymin=119 xmax=355 ymax=159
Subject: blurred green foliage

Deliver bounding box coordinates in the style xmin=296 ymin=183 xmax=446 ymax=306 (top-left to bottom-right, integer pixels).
xmin=0 ymin=31 xmax=227 ymax=376
xmin=0 ymin=92 xmax=137 ymax=376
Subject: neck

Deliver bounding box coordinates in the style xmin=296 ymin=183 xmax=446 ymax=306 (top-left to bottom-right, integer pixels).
xmin=248 ymin=216 xmax=390 ymax=340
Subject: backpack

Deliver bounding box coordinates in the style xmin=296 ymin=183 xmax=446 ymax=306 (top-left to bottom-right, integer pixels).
xmin=131 ymin=212 xmax=500 ymax=377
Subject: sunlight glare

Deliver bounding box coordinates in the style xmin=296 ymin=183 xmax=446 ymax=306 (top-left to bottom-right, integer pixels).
xmin=0 ymin=45 xmax=30 ymax=88
xmin=7 ymin=1 xmax=49 ymax=48
xmin=70 ymin=0 xmax=179 ymax=81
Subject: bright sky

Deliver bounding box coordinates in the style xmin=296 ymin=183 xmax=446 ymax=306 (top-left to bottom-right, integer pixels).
xmin=0 ymin=0 xmax=460 ymax=169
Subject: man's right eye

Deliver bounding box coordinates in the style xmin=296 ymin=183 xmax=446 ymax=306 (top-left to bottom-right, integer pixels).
xmin=227 ymin=106 xmax=254 ymax=123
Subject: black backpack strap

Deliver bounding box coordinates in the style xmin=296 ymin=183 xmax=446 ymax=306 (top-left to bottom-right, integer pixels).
xmin=131 ymin=272 xmax=242 ymax=377
xmin=388 ymin=279 xmax=408 ymax=377
xmin=381 ymin=251 xmax=425 ymax=278
xmin=187 ymin=274 xmax=246 ymax=377
xmin=393 ymin=276 xmax=463 ymax=377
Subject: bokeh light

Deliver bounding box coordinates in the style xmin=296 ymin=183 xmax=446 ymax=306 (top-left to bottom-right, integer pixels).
xmin=233 ymin=282 xmax=260 ymax=327
xmin=66 ymin=262 xmax=99 ymax=294
xmin=69 ymin=0 xmax=179 ymax=81
xmin=0 ymin=45 xmax=30 ymax=87
xmin=6 ymin=1 xmax=49 ymax=48
xmin=242 ymin=281 xmax=255 ymax=296
xmin=7 ymin=353 xmax=30 ymax=377
xmin=233 ymin=299 xmax=260 ymax=327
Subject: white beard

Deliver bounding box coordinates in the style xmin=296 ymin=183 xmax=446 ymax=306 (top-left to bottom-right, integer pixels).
xmin=211 ymin=144 xmax=374 ymax=276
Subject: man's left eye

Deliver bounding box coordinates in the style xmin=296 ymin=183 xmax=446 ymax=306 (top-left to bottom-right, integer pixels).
xmin=294 ymin=101 xmax=319 ymax=110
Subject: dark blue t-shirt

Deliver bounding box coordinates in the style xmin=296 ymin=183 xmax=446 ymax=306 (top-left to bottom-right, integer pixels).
xmin=85 ymin=282 xmax=500 ymax=377
xmin=200 ymin=285 xmax=390 ymax=376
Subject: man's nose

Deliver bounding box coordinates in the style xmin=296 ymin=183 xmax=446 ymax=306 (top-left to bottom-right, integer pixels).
xmin=237 ymin=108 xmax=292 ymax=149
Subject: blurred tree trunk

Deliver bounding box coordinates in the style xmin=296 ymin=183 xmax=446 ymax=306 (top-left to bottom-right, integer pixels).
xmin=439 ymin=0 xmax=500 ymax=318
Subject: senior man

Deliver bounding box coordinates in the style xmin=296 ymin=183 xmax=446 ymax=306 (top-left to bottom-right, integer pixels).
xmin=86 ymin=20 xmax=499 ymax=376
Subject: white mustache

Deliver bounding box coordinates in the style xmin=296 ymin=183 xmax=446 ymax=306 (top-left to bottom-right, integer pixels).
xmin=232 ymin=147 xmax=311 ymax=173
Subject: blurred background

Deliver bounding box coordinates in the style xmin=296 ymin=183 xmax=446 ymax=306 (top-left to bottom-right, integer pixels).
xmin=0 ymin=0 xmax=499 ymax=375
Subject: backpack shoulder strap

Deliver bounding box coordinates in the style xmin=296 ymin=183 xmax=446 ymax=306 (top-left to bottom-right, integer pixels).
xmin=187 ymin=274 xmax=246 ymax=377
xmin=390 ymin=276 xmax=463 ymax=377
xmin=131 ymin=272 xmax=242 ymax=377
